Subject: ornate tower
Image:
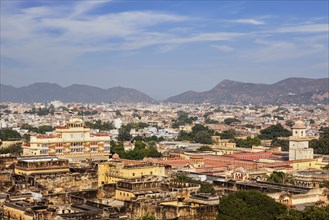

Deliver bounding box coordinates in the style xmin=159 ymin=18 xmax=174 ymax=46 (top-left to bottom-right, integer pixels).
xmin=289 ymin=120 xmax=313 ymax=160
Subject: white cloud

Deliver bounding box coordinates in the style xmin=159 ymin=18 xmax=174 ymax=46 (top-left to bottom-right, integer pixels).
xmin=70 ymin=0 xmax=112 ymax=17
xmin=228 ymin=18 xmax=265 ymax=25
xmin=211 ymin=45 xmax=234 ymax=52
xmin=273 ymin=24 xmax=329 ymax=33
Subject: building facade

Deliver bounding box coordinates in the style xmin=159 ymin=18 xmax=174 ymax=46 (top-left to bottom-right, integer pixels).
xmin=289 ymin=120 xmax=313 ymax=161
xmin=22 ymin=118 xmax=111 ymax=159
xmin=98 ymin=160 xmax=166 ymax=186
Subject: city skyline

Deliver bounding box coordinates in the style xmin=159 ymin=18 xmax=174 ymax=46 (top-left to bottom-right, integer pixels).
xmin=1 ymin=1 xmax=328 ymax=99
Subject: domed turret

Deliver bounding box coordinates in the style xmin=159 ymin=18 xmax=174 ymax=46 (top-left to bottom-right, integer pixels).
xmin=112 ymin=153 xmax=120 ymax=160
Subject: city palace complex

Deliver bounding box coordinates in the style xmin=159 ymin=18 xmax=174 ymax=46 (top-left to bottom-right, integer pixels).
xmin=1 ymin=101 xmax=329 ymax=219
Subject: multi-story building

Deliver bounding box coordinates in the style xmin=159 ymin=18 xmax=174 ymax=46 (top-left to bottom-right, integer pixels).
xmin=22 ymin=118 xmax=111 ymax=160
xmin=289 ymin=120 xmax=313 ymax=161
xmin=98 ymin=158 xmax=166 ymax=186
xmin=14 ymin=156 xmax=70 ymax=176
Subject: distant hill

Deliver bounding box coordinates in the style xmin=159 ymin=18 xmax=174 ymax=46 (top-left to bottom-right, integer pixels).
xmin=0 ymin=83 xmax=155 ymax=103
xmin=166 ymin=77 xmax=329 ymax=104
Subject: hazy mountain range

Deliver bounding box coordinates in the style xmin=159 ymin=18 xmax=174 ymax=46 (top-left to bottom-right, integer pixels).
xmin=166 ymin=77 xmax=329 ymax=104
xmin=1 ymin=77 xmax=328 ymax=104
xmin=0 ymin=83 xmax=155 ymax=103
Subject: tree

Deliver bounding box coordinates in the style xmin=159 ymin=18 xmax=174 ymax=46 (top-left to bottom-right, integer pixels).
xmin=224 ymin=118 xmax=241 ymax=125
xmin=234 ymin=136 xmax=261 ymax=148
xmin=205 ymin=118 xmax=219 ymax=124
xmin=115 ymin=110 xmax=122 ymax=116
xmin=323 ymin=164 xmax=329 ymax=170
xmin=117 ymin=125 xmax=132 ymax=141
xmin=267 ymin=171 xmax=287 ymax=184
xmin=197 ymin=146 xmax=214 ymax=151
xmin=193 ymin=131 xmax=213 ymax=144
xmin=219 ymin=129 xmax=237 ymax=139
xmin=0 ymin=128 xmax=21 ymax=141
xmin=259 ymin=124 xmax=291 ymax=140
xmin=0 ymin=143 xmax=22 ymax=155
xmin=277 ymin=209 xmax=304 ymax=220
xmin=175 ymin=174 xmax=216 ymax=195
xmin=303 ymin=206 xmax=329 ymax=220
xmin=271 ymin=138 xmax=289 ymax=151
xmin=285 ymin=120 xmax=295 ymax=127
xmin=38 ymin=125 xmax=54 ymax=134
xmin=140 ymin=213 xmax=156 ymax=220
xmin=217 ymin=190 xmax=286 ymax=220
xmin=310 ymin=127 xmax=329 ymax=155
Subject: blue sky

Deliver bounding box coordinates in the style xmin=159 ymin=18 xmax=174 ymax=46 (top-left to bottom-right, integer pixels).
xmin=1 ymin=0 xmax=328 ymax=100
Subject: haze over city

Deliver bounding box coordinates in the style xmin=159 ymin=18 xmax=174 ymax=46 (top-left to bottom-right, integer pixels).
xmin=1 ymin=0 xmax=328 ymax=99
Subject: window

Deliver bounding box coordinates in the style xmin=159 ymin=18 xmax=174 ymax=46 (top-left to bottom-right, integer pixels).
xmin=132 ymin=173 xmax=135 ymax=176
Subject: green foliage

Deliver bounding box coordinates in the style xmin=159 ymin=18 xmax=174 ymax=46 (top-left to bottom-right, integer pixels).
xmin=261 ymin=114 xmax=272 ymax=118
xmin=177 ymin=124 xmax=215 ymax=144
xmin=117 ymin=125 xmax=133 ymax=141
xmin=272 ymin=107 xmax=288 ymax=113
xmin=259 ymin=124 xmax=291 ymax=140
xmin=111 ymin=140 xmax=162 ymax=160
xmin=85 ymin=120 xmax=114 ymax=131
xmin=205 ymin=118 xmax=219 ymax=124
xmin=177 ymin=131 xmax=193 ymax=141
xmin=217 ymin=190 xmax=286 ymax=220
xmin=303 ymin=206 xmax=329 ymax=220
xmin=310 ymin=127 xmax=329 ymax=155
xmin=219 ymin=129 xmax=237 ymax=139
xmin=277 ymin=209 xmax=304 ymax=220
xmin=25 ymin=107 xmax=54 ymax=116
xmin=126 ymin=122 xmax=149 ymax=130
xmin=197 ymin=145 xmax=214 ymax=151
xmin=140 ymin=213 xmax=156 ymax=220
xmin=133 ymin=135 xmax=164 ymax=143
xmin=193 ymin=130 xmax=213 ymax=144
xmin=0 ymin=128 xmax=21 ymax=141
xmin=172 ymin=111 xmax=197 ymax=128
xmin=110 ymin=141 xmax=125 ymax=157
xmin=267 ymin=171 xmax=287 ymax=184
xmin=38 ymin=125 xmax=54 ymax=134
xmin=203 ymin=112 xmax=213 ymax=118
xmin=271 ymin=138 xmax=289 ymax=150
xmin=274 ymin=115 xmax=284 ymax=120
xmin=245 ymin=124 xmax=256 ymax=129
xmin=20 ymin=124 xmax=38 ymax=132
xmin=234 ymin=136 xmax=261 ymax=148
xmin=0 ymin=143 xmax=22 ymax=155
xmin=77 ymin=110 xmax=98 ymax=116
xmin=224 ymin=118 xmax=241 ymax=125
xmin=115 ymin=110 xmax=122 ymax=116
xmin=175 ymin=174 xmax=216 ymax=195
xmin=23 ymin=133 xmax=31 ymax=142
xmin=320 ymin=180 xmax=329 ymax=188
xmin=323 ymin=164 xmax=329 ymax=170
xmin=285 ymin=120 xmax=295 ymax=127
xmin=20 ymin=124 xmax=54 ymax=134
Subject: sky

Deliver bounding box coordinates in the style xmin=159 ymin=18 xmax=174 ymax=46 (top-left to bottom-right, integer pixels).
xmin=1 ymin=0 xmax=328 ymax=100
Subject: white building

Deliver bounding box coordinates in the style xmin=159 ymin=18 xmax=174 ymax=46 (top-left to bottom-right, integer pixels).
xmin=289 ymin=120 xmax=313 ymax=161
xmin=22 ymin=118 xmax=111 ymax=160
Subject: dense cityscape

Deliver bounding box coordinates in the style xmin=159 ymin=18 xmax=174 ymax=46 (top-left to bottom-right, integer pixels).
xmin=1 ymin=101 xmax=329 ymax=219
xmin=1 ymin=0 xmax=329 ymax=219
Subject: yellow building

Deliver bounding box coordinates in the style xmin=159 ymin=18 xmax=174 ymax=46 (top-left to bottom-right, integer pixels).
xmin=14 ymin=156 xmax=69 ymax=176
xmin=288 ymin=159 xmax=319 ymax=170
xmin=98 ymin=160 xmax=166 ymax=186
xmin=22 ymin=118 xmax=111 ymax=160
